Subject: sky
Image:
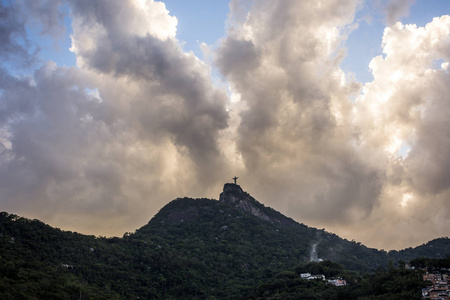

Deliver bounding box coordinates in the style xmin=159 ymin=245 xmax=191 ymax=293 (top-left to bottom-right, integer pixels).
xmin=0 ymin=0 xmax=449 ymax=250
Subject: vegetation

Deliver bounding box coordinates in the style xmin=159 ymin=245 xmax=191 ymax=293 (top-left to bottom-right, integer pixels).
xmin=0 ymin=195 xmax=449 ymax=299
xmin=247 ymin=260 xmax=428 ymax=300
xmin=410 ymin=256 xmax=450 ymax=271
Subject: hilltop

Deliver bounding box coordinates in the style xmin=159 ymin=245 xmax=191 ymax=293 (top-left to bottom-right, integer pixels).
xmin=0 ymin=183 xmax=449 ymax=299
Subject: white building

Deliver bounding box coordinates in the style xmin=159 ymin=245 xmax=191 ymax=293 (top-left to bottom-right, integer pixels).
xmin=328 ymin=278 xmax=347 ymax=286
xmin=300 ymin=273 xmax=311 ymax=278
xmin=300 ymin=273 xmax=326 ymax=281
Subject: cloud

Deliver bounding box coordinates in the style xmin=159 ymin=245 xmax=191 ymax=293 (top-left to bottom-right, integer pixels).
xmin=0 ymin=0 xmax=230 ymax=236
xmin=216 ymin=1 xmax=450 ymax=249
xmin=381 ymin=0 xmax=416 ymax=26
xmin=69 ymin=0 xmax=229 ymax=182
xmin=352 ymin=15 xmax=450 ymax=248
xmin=0 ymin=63 xmax=156 ymax=233
xmin=216 ymin=0 xmax=381 ymax=225
xmin=19 ymin=0 xmax=66 ymax=37
xmin=0 ymin=0 xmax=449 ymax=250
xmin=0 ymin=1 xmax=34 ymax=67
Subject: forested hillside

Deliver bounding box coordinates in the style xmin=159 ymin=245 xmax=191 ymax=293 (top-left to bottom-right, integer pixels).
xmin=0 ymin=184 xmax=449 ymax=299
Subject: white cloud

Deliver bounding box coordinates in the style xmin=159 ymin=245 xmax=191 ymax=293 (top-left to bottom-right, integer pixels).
xmin=353 ymin=15 xmax=450 ymax=248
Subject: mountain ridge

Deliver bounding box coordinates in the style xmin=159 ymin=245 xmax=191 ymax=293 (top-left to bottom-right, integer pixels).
xmin=219 ymin=183 xmax=298 ymax=227
xmin=0 ymin=183 xmax=449 ymax=299
xmin=135 ymin=184 xmax=449 ymax=272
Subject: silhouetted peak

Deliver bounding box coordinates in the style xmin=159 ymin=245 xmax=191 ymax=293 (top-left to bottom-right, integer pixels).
xmin=219 ymin=183 xmax=289 ymax=225
xmin=219 ymin=183 xmax=246 ymax=205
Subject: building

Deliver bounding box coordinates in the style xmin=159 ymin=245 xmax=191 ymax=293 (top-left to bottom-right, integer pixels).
xmin=328 ymin=278 xmax=347 ymax=286
xmin=300 ymin=273 xmax=326 ymax=281
xmin=300 ymin=273 xmax=311 ymax=279
xmin=422 ymin=272 xmax=450 ymax=299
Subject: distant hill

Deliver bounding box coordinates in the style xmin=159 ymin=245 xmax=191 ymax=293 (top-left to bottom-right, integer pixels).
xmin=0 ymin=183 xmax=449 ymax=299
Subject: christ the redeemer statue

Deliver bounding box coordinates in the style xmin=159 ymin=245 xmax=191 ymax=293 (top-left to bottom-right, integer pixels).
xmin=233 ymin=176 xmax=238 ymax=184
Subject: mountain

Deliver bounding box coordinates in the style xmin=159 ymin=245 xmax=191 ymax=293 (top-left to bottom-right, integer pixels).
xmin=219 ymin=183 xmax=297 ymax=226
xmin=0 ymin=183 xmax=449 ymax=299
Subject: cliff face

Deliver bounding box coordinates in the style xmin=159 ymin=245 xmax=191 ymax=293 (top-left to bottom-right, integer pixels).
xmin=219 ymin=183 xmax=291 ymax=225
xmin=219 ymin=183 xmax=252 ymax=205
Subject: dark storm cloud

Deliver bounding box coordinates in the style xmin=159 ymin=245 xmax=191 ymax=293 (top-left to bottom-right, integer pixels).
xmin=0 ymin=2 xmax=33 ymax=66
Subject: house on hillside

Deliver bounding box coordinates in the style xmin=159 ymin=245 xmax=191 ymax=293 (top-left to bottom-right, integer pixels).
xmin=308 ymin=274 xmax=326 ymax=280
xmin=300 ymin=273 xmax=326 ymax=281
xmin=422 ymin=272 xmax=450 ymax=299
xmin=300 ymin=273 xmax=311 ymax=279
xmin=328 ymin=278 xmax=347 ymax=286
